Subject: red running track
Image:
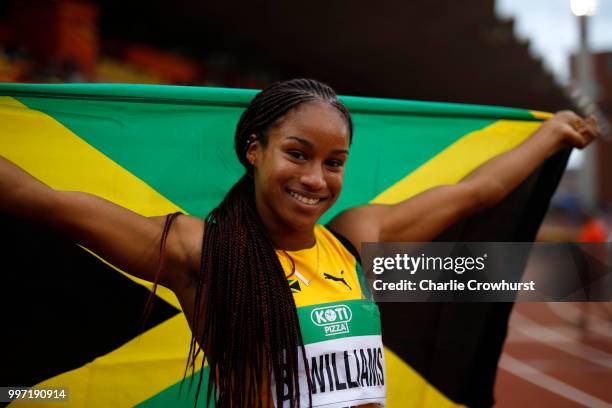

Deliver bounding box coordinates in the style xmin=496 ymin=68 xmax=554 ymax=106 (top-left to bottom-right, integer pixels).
xmin=495 ymin=302 xmax=612 ymax=407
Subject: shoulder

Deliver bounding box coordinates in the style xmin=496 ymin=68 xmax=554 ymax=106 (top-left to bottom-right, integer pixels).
xmin=321 ymin=224 xmax=362 ymax=265
xmin=326 ymin=205 xmax=389 ymax=256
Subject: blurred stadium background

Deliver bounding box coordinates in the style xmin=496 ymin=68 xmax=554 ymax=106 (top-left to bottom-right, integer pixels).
xmin=1 ymin=0 xmax=611 ymax=406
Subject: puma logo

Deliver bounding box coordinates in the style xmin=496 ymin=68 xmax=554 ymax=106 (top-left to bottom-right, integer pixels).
xmin=323 ymin=270 xmax=352 ymax=290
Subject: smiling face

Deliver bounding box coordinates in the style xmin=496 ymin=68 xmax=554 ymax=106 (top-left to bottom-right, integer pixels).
xmin=246 ymin=101 xmax=351 ymax=236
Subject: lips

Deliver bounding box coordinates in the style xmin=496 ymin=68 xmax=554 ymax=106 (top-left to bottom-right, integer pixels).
xmin=287 ymin=189 xmax=326 ymax=206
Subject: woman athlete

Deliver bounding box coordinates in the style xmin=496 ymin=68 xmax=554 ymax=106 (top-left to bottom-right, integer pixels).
xmin=0 ymin=79 xmax=599 ymax=407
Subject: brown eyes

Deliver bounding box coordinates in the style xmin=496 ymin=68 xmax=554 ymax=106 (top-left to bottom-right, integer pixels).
xmin=287 ymin=151 xmax=305 ymax=160
xmin=326 ymin=159 xmax=344 ymax=168
xmin=286 ymin=151 xmax=344 ymax=169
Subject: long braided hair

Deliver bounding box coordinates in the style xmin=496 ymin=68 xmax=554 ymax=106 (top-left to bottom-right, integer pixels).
xmin=155 ymin=79 xmax=353 ymax=407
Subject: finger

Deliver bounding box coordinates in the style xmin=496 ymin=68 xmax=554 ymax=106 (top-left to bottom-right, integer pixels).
xmin=564 ymin=127 xmax=587 ymax=149
xmin=578 ymin=126 xmax=598 ymax=146
xmin=585 ymin=115 xmax=601 ymax=134
xmin=572 ymin=118 xmax=584 ymax=131
xmin=555 ymin=110 xmax=582 ymax=128
xmin=579 ymin=128 xmax=595 ymax=142
xmin=582 ymin=117 xmax=601 ymax=136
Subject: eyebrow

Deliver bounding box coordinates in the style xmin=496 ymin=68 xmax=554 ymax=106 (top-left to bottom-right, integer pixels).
xmin=286 ymin=136 xmax=349 ymax=155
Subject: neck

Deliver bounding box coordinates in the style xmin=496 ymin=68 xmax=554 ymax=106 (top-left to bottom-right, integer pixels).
xmin=254 ymin=194 xmax=316 ymax=251
xmin=267 ymin=225 xmax=316 ymax=251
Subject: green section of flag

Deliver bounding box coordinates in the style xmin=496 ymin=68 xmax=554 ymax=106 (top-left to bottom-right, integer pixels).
xmin=16 ymin=96 xmax=243 ymax=217
xmin=136 ymin=369 xmax=215 ymax=408
xmin=333 ymin=113 xmax=493 ymax=222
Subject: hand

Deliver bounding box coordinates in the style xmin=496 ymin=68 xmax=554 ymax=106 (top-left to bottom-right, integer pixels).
xmin=543 ymin=110 xmax=600 ymax=150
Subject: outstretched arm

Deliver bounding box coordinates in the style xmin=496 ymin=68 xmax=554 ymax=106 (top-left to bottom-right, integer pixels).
xmin=328 ymin=111 xmax=600 ymax=250
xmin=0 ymin=156 xmax=203 ymax=291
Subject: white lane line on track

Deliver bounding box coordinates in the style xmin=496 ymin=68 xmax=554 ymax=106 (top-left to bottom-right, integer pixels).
xmin=546 ymin=303 xmax=612 ymax=340
xmin=511 ymin=311 xmax=612 ymax=369
xmin=499 ymin=354 xmax=612 ymax=408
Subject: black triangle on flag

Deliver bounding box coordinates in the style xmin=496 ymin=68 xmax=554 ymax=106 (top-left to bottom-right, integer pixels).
xmin=0 ymin=214 xmax=179 ymax=388
xmin=379 ymin=149 xmax=572 ymax=408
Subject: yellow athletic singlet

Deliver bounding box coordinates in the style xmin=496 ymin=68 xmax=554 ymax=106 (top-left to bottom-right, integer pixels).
xmin=274 ymin=225 xmax=386 ymax=408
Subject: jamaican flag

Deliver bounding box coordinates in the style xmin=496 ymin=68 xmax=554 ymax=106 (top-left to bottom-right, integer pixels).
xmin=0 ymin=84 xmax=567 ymax=407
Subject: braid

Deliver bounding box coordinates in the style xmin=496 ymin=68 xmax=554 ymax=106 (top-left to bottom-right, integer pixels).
xmin=181 ymin=79 xmax=354 ymax=407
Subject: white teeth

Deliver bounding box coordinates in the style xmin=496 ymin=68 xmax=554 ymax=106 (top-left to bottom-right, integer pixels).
xmin=289 ymin=191 xmax=320 ymax=205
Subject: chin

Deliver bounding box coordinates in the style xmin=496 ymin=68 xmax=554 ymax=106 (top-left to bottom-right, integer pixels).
xmin=284 ymin=215 xmax=320 ymax=232
xmin=279 ymin=196 xmax=331 ymax=230
xmin=281 ymin=206 xmax=327 ymax=230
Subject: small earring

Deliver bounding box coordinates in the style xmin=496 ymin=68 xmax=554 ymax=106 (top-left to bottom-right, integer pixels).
xmin=245 ymin=134 xmax=258 ymax=150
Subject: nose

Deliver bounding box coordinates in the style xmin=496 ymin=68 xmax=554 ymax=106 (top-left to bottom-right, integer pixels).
xmin=299 ymin=163 xmax=326 ymax=191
